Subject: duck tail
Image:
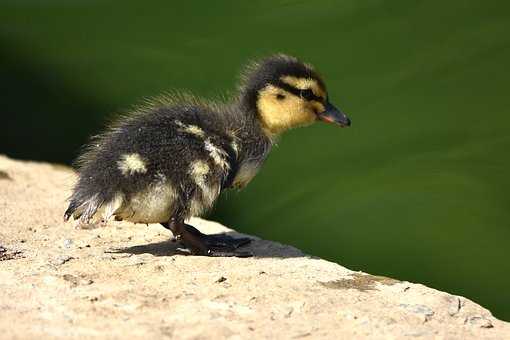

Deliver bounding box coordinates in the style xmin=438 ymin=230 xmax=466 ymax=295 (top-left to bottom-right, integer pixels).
xmin=64 ymin=194 xmax=103 ymax=224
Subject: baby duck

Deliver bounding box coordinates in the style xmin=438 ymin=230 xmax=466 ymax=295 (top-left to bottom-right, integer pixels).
xmin=64 ymin=54 xmax=351 ymax=257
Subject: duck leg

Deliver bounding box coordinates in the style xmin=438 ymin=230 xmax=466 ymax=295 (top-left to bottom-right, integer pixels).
xmin=162 ymin=218 xmax=252 ymax=257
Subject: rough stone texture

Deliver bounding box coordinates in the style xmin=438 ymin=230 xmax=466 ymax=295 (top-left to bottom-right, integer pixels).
xmin=0 ymin=154 xmax=508 ymax=339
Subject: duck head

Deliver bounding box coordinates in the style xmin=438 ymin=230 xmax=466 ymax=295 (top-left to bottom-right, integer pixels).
xmin=239 ymin=54 xmax=351 ymax=138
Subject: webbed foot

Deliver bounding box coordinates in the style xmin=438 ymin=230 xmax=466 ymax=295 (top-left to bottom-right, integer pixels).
xmin=162 ymin=220 xmax=252 ymax=257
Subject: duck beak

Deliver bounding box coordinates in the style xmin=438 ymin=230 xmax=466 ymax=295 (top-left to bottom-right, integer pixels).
xmin=318 ymin=102 xmax=351 ymax=127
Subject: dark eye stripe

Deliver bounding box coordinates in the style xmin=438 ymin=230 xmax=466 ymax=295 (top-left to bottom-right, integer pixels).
xmin=276 ymin=81 xmax=324 ymax=102
xmin=300 ymin=89 xmax=315 ymax=101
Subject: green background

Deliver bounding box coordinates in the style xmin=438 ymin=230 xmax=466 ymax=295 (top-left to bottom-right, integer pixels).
xmin=2 ymin=0 xmax=509 ymax=320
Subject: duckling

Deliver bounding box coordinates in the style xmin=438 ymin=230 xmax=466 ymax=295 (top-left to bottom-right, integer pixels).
xmin=64 ymin=54 xmax=351 ymax=257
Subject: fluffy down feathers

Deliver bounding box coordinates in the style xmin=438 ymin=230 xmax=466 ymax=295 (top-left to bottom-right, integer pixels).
xmin=65 ymin=54 xmax=331 ymax=225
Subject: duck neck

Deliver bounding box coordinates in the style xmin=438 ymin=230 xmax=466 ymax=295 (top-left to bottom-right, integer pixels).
xmin=224 ymin=98 xmax=275 ymax=166
xmin=236 ymin=92 xmax=280 ymax=145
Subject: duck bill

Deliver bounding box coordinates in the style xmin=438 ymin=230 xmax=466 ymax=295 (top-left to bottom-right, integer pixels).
xmin=318 ymin=102 xmax=351 ymax=127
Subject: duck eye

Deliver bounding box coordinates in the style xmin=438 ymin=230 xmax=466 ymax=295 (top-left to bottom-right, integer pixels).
xmin=276 ymin=93 xmax=285 ymax=100
xmin=300 ymin=89 xmax=315 ymax=101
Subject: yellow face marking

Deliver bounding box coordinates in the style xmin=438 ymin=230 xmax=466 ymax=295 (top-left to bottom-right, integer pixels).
xmin=280 ymin=75 xmax=327 ymax=99
xmin=117 ymin=153 xmax=147 ymax=176
xmin=312 ymin=101 xmax=326 ymax=113
xmin=257 ymin=84 xmax=317 ymax=137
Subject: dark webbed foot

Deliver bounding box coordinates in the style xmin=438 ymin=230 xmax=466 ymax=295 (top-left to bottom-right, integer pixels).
xmin=201 ymin=232 xmax=252 ymax=249
xmin=181 ymin=223 xmax=253 ymax=257
xmin=162 ymin=220 xmax=252 ymax=257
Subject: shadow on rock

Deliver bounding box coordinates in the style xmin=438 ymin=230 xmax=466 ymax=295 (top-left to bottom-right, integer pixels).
xmin=111 ymin=231 xmax=305 ymax=259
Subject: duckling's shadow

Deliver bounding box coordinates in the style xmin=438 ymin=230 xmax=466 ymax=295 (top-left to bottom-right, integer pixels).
xmin=111 ymin=231 xmax=305 ymax=258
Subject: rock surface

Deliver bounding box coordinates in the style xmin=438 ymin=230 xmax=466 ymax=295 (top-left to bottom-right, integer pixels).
xmin=0 ymin=154 xmax=508 ymax=339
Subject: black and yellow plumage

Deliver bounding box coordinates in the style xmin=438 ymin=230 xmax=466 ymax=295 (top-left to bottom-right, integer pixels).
xmin=64 ymin=54 xmax=351 ymax=257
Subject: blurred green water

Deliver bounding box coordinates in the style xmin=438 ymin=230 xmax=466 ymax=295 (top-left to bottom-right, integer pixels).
xmin=1 ymin=0 xmax=509 ymax=320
